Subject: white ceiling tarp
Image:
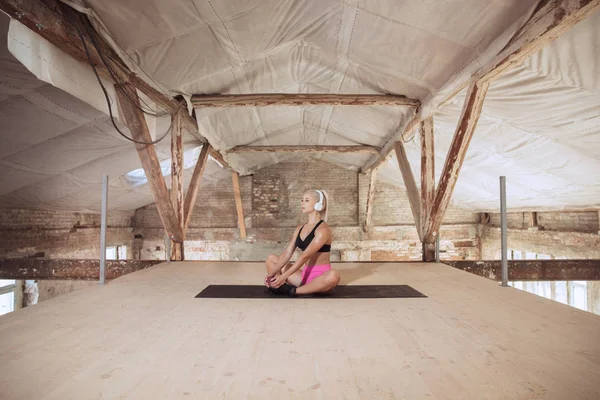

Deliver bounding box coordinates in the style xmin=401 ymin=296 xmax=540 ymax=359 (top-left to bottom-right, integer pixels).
xmin=378 ymin=10 xmax=600 ymax=211
xmin=1 ymin=1 xmax=599 ymax=212
xmin=0 ymin=13 xmax=228 ymax=212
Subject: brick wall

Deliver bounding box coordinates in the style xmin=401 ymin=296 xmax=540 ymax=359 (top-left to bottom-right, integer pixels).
xmin=252 ymin=158 xmax=358 ymax=227
xmin=488 ymin=211 xmax=599 ymax=233
xmin=358 ymin=173 xmax=478 ymax=226
xmin=134 ymin=159 xmax=481 ymax=261
xmin=0 ymin=208 xmax=135 ymax=305
xmin=134 ymin=176 xmax=252 ymax=229
xmin=537 ymin=211 xmax=599 ymax=233
xmin=481 ymin=226 xmax=600 ymax=259
xmin=1 ymin=159 xmax=483 ymax=264
xmin=0 ymin=208 xmax=134 ymax=259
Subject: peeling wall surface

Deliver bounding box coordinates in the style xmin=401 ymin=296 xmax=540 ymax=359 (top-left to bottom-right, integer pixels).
xmin=132 ymin=160 xmax=481 ymax=261
xmin=481 ymin=212 xmax=600 ymax=259
xmin=2 ymin=161 xmax=600 ymax=272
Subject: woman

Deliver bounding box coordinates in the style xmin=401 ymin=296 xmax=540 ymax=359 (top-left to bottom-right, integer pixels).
xmin=264 ymin=189 xmax=340 ymax=296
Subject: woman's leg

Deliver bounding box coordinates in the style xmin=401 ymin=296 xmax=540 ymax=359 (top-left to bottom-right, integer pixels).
xmin=295 ymin=269 xmax=340 ymax=295
xmin=265 ymin=254 xmax=303 ymax=287
xmin=265 ymin=254 xmax=280 ymax=276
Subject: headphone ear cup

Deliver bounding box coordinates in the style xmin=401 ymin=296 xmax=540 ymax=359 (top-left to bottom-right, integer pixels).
xmin=315 ymin=202 xmax=323 ymax=211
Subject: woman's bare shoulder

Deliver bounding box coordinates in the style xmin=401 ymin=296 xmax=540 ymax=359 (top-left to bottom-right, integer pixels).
xmin=316 ymin=221 xmax=332 ymax=234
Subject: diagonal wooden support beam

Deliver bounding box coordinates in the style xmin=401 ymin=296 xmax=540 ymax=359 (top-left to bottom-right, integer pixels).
xmin=170 ymin=109 xmax=185 ymax=260
xmin=477 ymin=0 xmax=600 ymax=84
xmin=116 ymin=84 xmax=183 ymax=242
xmin=191 ymin=93 xmax=420 ymax=108
xmin=183 ymin=144 xmax=211 ymax=233
xmin=423 ymin=81 xmax=489 ymax=244
xmin=363 ymin=169 xmax=377 ymax=233
xmin=394 ymin=141 xmax=421 ymax=240
xmin=231 ymin=172 xmax=247 ymax=239
xmin=228 ymin=145 xmax=380 ymax=154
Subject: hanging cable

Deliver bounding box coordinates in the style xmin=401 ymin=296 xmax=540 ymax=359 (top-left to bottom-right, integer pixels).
xmin=68 ymin=10 xmax=172 ymax=145
xmin=81 ymin=18 xmax=175 ymax=118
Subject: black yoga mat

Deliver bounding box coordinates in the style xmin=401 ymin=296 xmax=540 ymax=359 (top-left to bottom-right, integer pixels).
xmin=195 ymin=285 xmax=427 ymax=299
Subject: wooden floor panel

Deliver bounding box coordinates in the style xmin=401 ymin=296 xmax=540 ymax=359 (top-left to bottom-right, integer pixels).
xmin=1 ymin=262 xmax=599 ymax=399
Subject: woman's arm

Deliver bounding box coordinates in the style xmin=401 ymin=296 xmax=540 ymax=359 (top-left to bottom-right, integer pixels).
xmin=269 ymin=225 xmax=302 ymax=275
xmin=280 ymin=224 xmax=332 ymax=279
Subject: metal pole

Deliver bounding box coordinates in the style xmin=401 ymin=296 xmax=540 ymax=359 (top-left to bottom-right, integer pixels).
xmin=99 ymin=175 xmax=108 ymax=285
xmin=435 ymin=234 xmax=440 ymax=262
xmin=500 ymin=176 xmax=508 ymax=287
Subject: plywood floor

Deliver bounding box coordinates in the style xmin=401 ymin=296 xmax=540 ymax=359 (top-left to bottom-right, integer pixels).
xmin=1 ymin=262 xmax=599 ymax=400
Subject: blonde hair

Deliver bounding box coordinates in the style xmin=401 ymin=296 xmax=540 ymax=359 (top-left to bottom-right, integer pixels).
xmin=312 ymin=189 xmax=329 ymax=222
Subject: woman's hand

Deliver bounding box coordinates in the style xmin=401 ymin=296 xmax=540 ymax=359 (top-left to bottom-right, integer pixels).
xmin=268 ymin=273 xmax=288 ymax=289
xmin=264 ymin=274 xmax=275 ymax=287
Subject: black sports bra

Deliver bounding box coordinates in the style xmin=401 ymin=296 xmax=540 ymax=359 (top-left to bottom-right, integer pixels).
xmin=295 ymin=220 xmax=331 ymax=253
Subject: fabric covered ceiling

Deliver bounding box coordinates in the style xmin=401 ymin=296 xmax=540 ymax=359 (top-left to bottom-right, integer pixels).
xmin=0 ymin=13 xmax=229 ymax=212
xmin=1 ymin=1 xmax=599 ymax=212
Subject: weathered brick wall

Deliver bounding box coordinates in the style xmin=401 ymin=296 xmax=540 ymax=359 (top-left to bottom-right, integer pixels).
xmin=481 ymin=226 xmax=600 ymax=259
xmin=0 ymin=208 xmax=133 ymax=229
xmin=358 ymin=173 xmax=478 ymax=226
xmin=0 ymin=208 xmax=135 ymax=259
xmin=0 ymin=208 xmax=135 ymax=305
xmin=536 ymin=211 xmax=599 ymax=233
xmin=488 ymin=211 xmax=599 ymax=233
xmin=134 ymin=176 xmax=252 ymax=229
xmin=252 ymin=158 xmax=358 ymax=227
xmin=134 ymin=159 xmax=481 ymax=261
xmin=136 ymin=224 xmax=480 ymax=262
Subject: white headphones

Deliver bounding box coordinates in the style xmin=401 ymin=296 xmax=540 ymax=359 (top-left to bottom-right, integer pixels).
xmin=314 ymin=190 xmax=324 ymax=211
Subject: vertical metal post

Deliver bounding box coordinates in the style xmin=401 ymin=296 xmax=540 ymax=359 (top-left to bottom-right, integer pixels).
xmin=500 ymin=176 xmax=508 ymax=287
xmin=435 ymin=234 xmax=440 ymax=262
xmin=99 ymin=175 xmax=108 ymax=285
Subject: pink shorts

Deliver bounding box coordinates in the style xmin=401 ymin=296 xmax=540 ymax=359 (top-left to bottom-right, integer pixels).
xmin=301 ymin=264 xmax=331 ymax=285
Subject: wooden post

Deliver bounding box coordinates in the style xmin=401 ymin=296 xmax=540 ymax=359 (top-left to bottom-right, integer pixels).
xmin=394 ymin=141 xmax=421 ymax=240
xmin=183 ymin=144 xmax=211 ymax=233
xmin=422 ymin=80 xmax=489 ymax=244
xmin=232 ymin=172 xmax=247 ymax=239
xmin=364 ymin=169 xmax=377 ymax=233
xmin=170 ymin=110 xmax=185 ymax=261
xmin=527 ymin=212 xmax=539 ymax=231
xmin=420 ymin=117 xmax=435 ymax=260
xmin=115 ymin=83 xmax=183 ymax=242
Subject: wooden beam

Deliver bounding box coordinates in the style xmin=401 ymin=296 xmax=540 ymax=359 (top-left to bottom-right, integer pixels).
xmin=191 ymin=93 xmax=420 ymax=108
xmin=527 ymin=212 xmax=539 ymax=230
xmin=228 ymin=145 xmax=380 ymax=154
xmin=423 ymin=81 xmax=489 ymax=244
xmin=116 ymin=83 xmax=183 ymax=242
xmin=362 ymin=0 xmax=600 ymax=172
xmin=0 ymin=0 xmax=203 ymax=141
xmin=0 ymin=259 xmax=161 ymax=280
xmin=208 ymin=148 xmax=230 ymax=169
xmin=231 ymin=172 xmax=247 ymax=239
xmin=363 ymin=170 xmax=377 ymax=233
xmin=420 ymin=117 xmax=436 ymax=261
xmin=443 ymin=259 xmax=600 ymax=281
xmin=170 ymin=110 xmax=185 ymax=260
xmin=476 ymin=0 xmax=600 ymax=84
xmin=420 ymin=117 xmax=435 ymax=239
xmin=183 ymin=144 xmax=211 ymax=233
xmin=394 ymin=141 xmax=421 ymax=240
